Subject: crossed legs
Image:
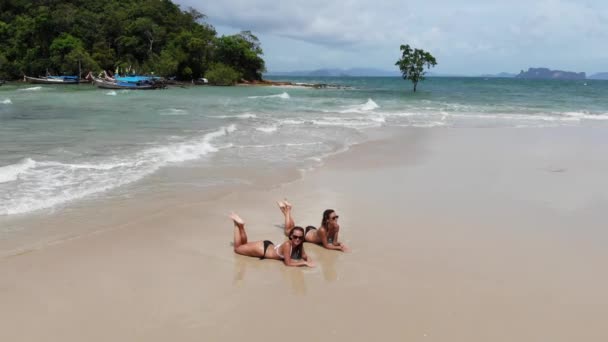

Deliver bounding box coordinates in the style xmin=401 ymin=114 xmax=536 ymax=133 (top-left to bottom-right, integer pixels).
xmin=230 ymin=213 xmax=270 ymax=258
xmin=278 ymin=199 xmax=295 ymax=236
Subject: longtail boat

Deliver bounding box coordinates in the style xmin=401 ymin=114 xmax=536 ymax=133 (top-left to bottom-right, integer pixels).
xmin=24 ymin=75 xmax=79 ymax=84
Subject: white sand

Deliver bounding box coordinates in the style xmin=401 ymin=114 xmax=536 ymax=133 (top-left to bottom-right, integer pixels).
xmin=1 ymin=127 xmax=607 ymax=341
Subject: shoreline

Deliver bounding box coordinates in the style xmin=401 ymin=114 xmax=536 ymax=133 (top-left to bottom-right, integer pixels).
xmin=0 ymin=125 xmax=380 ymax=258
xmin=1 ymin=126 xmax=607 ymax=341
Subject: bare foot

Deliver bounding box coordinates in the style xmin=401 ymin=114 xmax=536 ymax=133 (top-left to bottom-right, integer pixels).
xmin=229 ymin=212 xmax=245 ymax=228
xmin=283 ymin=199 xmax=292 ymax=210
xmin=277 ymin=201 xmax=286 ymax=214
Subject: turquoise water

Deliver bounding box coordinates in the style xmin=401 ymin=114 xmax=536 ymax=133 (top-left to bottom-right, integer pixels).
xmin=1 ymin=77 xmax=607 ymax=216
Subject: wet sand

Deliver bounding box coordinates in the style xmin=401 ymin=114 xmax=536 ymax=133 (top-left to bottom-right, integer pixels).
xmin=1 ymin=127 xmax=607 ymax=341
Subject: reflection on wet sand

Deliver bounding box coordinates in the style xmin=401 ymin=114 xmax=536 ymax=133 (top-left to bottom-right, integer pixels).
xmin=317 ymin=247 xmax=340 ymax=282
xmin=231 ymin=242 xmax=344 ymax=297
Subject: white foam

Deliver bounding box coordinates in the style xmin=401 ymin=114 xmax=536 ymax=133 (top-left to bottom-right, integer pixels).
xmin=236 ymin=142 xmax=322 ymax=149
xmin=105 ymin=91 xmax=117 ymax=96
xmin=160 ymin=108 xmax=189 ymax=116
xmin=447 ymin=113 xmax=581 ymax=122
xmin=339 ymin=99 xmax=379 ymax=113
xmin=0 ymin=125 xmax=237 ymax=215
xmin=0 ymin=158 xmax=36 ymax=183
xmin=256 ymin=125 xmax=278 ymax=133
xmin=409 ymin=122 xmax=447 ymax=128
xmin=144 ymin=124 xmax=236 ymax=163
xmin=311 ymin=117 xmax=382 ymax=128
xmin=19 ymin=86 xmax=42 ymax=91
xmin=563 ymin=112 xmax=608 ymax=120
xmin=212 ymin=113 xmax=257 ymax=119
xmin=248 ymin=92 xmax=290 ymax=99
xmin=279 ymin=119 xmax=305 ymax=125
xmin=361 ymin=98 xmax=379 ymax=111
xmin=1 ymin=99 xmax=12 ymax=104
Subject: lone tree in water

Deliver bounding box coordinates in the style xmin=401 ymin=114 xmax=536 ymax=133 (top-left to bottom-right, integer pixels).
xmin=395 ymin=44 xmax=437 ymax=92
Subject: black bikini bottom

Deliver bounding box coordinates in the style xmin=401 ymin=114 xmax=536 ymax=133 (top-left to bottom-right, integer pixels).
xmin=305 ymin=226 xmax=316 ymax=235
xmin=260 ymin=240 xmax=274 ymax=260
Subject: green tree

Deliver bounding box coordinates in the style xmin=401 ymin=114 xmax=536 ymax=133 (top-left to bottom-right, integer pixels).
xmin=205 ymin=63 xmax=241 ymax=86
xmin=395 ymin=44 xmax=437 ymax=92
xmin=50 ymin=33 xmax=98 ymax=75
xmin=214 ymin=31 xmax=265 ymax=81
xmin=0 ymin=0 xmax=264 ymax=83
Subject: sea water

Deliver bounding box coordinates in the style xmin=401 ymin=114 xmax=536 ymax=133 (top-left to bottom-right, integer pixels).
xmin=1 ymin=77 xmax=607 ymax=216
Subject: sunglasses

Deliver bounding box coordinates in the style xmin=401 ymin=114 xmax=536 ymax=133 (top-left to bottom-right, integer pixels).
xmin=330 ymin=215 xmax=339 ymax=221
xmin=291 ymin=235 xmax=304 ymax=240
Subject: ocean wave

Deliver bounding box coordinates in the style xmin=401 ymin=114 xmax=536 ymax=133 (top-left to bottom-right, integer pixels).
xmin=279 ymin=119 xmax=305 ymax=125
xmin=1 ymin=99 xmax=12 ymax=104
xmin=235 ymin=142 xmax=323 ymax=149
xmin=311 ymin=117 xmax=382 ymax=128
xmin=394 ymin=122 xmax=447 ymax=128
xmin=212 ymin=113 xmax=257 ymax=119
xmin=0 ymin=158 xmax=37 ymax=183
xmin=248 ymin=92 xmax=290 ymax=99
xmin=160 ymin=108 xmax=189 ymax=116
xmin=338 ymin=99 xmax=379 ymax=113
xmin=18 ymin=86 xmax=42 ymax=91
xmin=105 ymin=91 xmax=117 ymax=96
xmin=143 ymin=124 xmax=236 ymax=163
xmin=0 ymin=125 xmax=236 ymax=215
xmin=381 ymin=110 xmax=604 ymax=127
xmin=562 ymin=112 xmax=608 ymax=120
xmin=256 ymin=125 xmax=278 ymax=133
xmin=449 ymin=113 xmax=580 ymax=122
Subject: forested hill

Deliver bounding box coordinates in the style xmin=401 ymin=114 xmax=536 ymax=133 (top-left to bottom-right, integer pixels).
xmin=0 ymin=0 xmax=265 ymax=81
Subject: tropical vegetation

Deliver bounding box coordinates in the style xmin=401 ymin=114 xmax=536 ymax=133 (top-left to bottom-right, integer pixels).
xmin=395 ymin=44 xmax=437 ymax=92
xmin=0 ymin=0 xmax=266 ymax=82
xmin=205 ymin=63 xmax=241 ymax=86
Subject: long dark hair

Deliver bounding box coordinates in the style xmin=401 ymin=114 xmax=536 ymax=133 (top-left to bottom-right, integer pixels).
xmin=289 ymin=226 xmax=305 ymax=259
xmin=321 ymin=209 xmax=335 ymax=228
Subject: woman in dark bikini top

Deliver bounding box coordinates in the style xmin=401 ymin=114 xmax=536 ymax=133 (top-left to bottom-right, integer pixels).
xmin=229 ymin=213 xmax=314 ymax=267
xmin=278 ymin=200 xmax=348 ymax=252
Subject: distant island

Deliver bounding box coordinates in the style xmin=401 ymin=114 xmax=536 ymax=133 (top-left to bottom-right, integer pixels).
xmin=516 ymin=68 xmax=585 ymax=80
xmin=266 ymin=67 xmax=605 ymax=80
xmin=589 ymin=72 xmax=608 ymax=80
xmin=266 ymin=68 xmax=400 ymax=77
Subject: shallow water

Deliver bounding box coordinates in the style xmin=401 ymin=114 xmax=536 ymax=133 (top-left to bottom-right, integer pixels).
xmin=1 ymin=77 xmax=607 ymax=216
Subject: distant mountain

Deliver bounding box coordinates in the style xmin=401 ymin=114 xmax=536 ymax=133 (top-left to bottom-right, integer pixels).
xmin=480 ymin=72 xmax=516 ymax=78
xmin=516 ymin=68 xmax=585 ymax=80
xmin=589 ymin=72 xmax=608 ymax=80
xmin=266 ymin=68 xmax=400 ymax=77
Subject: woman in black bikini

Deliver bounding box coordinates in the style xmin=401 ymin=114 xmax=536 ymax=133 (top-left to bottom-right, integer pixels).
xmin=278 ymin=201 xmax=348 ymax=252
xmin=229 ymin=213 xmax=315 ymax=267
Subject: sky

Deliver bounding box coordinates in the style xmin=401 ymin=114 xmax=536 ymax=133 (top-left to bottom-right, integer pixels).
xmin=175 ymin=0 xmax=608 ymax=75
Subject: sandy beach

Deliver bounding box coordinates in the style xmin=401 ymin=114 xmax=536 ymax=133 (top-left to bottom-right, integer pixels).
xmin=1 ymin=127 xmax=607 ymax=341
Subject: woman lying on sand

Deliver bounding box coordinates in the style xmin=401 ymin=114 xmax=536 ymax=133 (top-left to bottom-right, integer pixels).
xmin=230 ymin=213 xmax=315 ymax=267
xmin=278 ymin=200 xmax=349 ymax=252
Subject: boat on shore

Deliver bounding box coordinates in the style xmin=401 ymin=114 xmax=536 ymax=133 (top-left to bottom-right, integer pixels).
xmin=92 ymin=77 xmax=162 ymax=90
xmin=114 ymin=75 xmax=161 ymax=83
xmin=24 ymin=75 xmax=80 ymax=84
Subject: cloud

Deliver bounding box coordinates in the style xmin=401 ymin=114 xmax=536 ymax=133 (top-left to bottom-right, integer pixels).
xmin=175 ymin=0 xmax=608 ymax=73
